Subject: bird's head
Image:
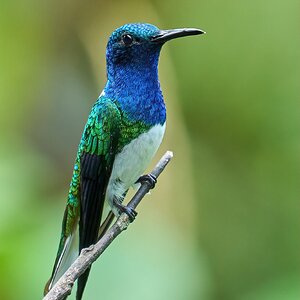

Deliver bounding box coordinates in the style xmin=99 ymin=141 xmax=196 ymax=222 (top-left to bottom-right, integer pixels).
xmin=106 ymin=23 xmax=205 ymax=77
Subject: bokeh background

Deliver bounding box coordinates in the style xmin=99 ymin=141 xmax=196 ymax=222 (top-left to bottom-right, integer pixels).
xmin=0 ymin=0 xmax=299 ymax=299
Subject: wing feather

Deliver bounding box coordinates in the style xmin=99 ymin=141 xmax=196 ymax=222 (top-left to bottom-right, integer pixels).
xmin=77 ymin=99 xmax=121 ymax=300
xmin=45 ymin=98 xmax=121 ymax=299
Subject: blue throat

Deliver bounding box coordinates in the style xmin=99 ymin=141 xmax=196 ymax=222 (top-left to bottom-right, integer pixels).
xmin=104 ymin=49 xmax=166 ymax=126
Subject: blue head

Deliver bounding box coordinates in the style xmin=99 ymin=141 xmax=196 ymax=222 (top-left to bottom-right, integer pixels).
xmin=106 ymin=23 xmax=162 ymax=76
xmin=104 ymin=23 xmax=204 ymax=125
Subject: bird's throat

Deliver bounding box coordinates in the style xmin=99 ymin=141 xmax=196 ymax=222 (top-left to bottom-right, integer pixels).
xmin=104 ymin=62 xmax=166 ymax=126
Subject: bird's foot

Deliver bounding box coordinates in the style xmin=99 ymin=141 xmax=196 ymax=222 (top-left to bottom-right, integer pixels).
xmin=114 ymin=201 xmax=137 ymax=222
xmin=136 ymin=173 xmax=157 ymax=189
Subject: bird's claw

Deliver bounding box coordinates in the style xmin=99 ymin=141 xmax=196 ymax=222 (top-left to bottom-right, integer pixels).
xmin=120 ymin=206 xmax=137 ymax=222
xmin=114 ymin=200 xmax=137 ymax=222
xmin=136 ymin=173 xmax=157 ymax=189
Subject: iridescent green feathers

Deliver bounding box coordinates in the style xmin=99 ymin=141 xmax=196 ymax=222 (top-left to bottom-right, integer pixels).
xmin=46 ymin=96 xmax=151 ymax=294
xmin=76 ymin=98 xmax=122 ymax=299
xmin=67 ymin=96 xmax=151 ymax=220
xmin=62 ymin=97 xmax=122 ymax=240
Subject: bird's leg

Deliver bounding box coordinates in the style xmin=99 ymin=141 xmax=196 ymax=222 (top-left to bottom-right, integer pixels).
xmin=136 ymin=173 xmax=157 ymax=189
xmin=113 ymin=197 xmax=137 ymax=222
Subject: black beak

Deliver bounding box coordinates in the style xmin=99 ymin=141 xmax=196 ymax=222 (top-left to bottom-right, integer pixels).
xmin=151 ymin=28 xmax=205 ymax=43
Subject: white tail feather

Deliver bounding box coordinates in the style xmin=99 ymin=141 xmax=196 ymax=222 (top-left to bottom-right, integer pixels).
xmin=49 ymin=228 xmax=79 ymax=290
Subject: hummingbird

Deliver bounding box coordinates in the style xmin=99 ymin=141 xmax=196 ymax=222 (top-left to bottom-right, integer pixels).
xmin=44 ymin=23 xmax=205 ymax=300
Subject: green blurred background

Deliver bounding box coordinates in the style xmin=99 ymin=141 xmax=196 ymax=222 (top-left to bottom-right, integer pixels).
xmin=0 ymin=0 xmax=299 ymax=299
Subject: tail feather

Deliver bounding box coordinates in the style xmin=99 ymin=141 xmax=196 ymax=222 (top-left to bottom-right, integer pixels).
xmin=45 ymin=210 xmax=115 ymax=299
xmin=44 ymin=228 xmax=79 ymax=295
xmin=98 ymin=211 xmax=115 ymax=239
xmin=76 ymin=212 xmax=115 ymax=300
xmin=76 ymin=268 xmax=91 ymax=300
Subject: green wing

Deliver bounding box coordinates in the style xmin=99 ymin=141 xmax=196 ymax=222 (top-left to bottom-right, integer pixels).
xmin=77 ymin=98 xmax=121 ymax=299
xmin=45 ymin=97 xmax=121 ymax=296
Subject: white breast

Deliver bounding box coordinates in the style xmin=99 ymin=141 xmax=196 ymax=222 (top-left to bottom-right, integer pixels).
xmin=106 ymin=123 xmax=166 ymax=211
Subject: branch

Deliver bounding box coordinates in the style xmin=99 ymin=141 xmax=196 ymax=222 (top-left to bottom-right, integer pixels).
xmin=43 ymin=151 xmax=173 ymax=300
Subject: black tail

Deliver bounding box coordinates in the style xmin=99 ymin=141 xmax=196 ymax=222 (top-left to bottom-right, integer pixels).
xmin=76 ymin=268 xmax=91 ymax=300
xmin=76 ymin=211 xmax=115 ymax=300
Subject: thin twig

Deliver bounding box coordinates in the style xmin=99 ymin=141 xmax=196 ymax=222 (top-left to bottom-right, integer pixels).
xmin=43 ymin=151 xmax=173 ymax=300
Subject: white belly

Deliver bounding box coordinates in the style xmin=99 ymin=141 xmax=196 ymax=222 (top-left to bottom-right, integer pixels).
xmin=106 ymin=123 xmax=166 ymax=213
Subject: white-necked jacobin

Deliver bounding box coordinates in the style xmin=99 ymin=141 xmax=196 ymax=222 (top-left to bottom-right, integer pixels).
xmin=44 ymin=23 xmax=205 ymax=300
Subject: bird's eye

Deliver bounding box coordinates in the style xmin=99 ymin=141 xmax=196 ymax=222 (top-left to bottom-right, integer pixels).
xmin=122 ymin=34 xmax=134 ymax=46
